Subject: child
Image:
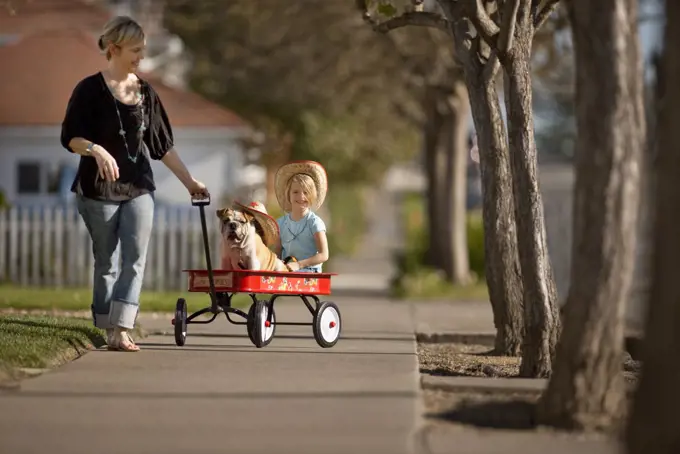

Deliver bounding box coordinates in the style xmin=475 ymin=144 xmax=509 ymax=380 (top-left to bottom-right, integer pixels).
xmin=274 ymin=160 xmax=329 ymax=273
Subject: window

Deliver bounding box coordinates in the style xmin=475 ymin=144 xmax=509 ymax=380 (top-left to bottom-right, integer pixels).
xmin=16 ymin=163 xmax=40 ymax=194
xmin=16 ymin=161 xmax=76 ymax=196
xmin=46 ymin=162 xmax=69 ymax=194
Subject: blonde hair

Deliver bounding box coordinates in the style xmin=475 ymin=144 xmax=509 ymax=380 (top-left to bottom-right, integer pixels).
xmin=284 ymin=174 xmax=318 ymax=212
xmin=98 ymin=16 xmax=145 ymax=60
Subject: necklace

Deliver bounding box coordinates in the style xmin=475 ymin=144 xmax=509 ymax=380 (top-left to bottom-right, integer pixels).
xmin=108 ymin=81 xmax=146 ymax=164
xmin=285 ymin=215 xmax=309 ymax=245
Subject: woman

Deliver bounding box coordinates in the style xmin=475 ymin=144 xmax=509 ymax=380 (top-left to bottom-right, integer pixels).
xmin=60 ymin=16 xmax=210 ymax=352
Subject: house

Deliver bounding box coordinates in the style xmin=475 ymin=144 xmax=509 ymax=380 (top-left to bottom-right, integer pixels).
xmin=0 ymin=2 xmax=256 ymax=209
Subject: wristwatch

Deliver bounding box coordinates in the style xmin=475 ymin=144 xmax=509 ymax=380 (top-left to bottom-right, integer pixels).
xmin=85 ymin=142 xmax=96 ymax=156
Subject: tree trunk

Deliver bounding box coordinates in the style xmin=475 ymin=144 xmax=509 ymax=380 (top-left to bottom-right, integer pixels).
xmin=441 ymin=81 xmax=472 ymax=284
xmin=265 ymin=165 xmax=277 ymax=207
xmin=423 ymin=81 xmax=472 ymax=284
xmin=423 ymin=86 xmax=447 ymax=269
xmin=451 ymin=24 xmax=524 ymax=355
xmin=626 ymin=1 xmax=680 ymax=452
xmin=501 ymin=4 xmax=561 ymax=377
xmin=537 ymin=0 xmax=645 ymax=430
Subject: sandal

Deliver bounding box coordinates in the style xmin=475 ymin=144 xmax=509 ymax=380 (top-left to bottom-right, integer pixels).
xmin=111 ymin=329 xmax=140 ymax=352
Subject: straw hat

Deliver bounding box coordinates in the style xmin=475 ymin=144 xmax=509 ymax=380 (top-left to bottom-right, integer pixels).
xmin=232 ymin=201 xmax=280 ymax=247
xmin=274 ymin=160 xmax=328 ymax=212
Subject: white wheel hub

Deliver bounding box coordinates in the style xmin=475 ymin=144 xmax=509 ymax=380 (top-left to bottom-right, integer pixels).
xmin=319 ymin=306 xmax=340 ymax=343
xmin=259 ymin=306 xmax=275 ymax=343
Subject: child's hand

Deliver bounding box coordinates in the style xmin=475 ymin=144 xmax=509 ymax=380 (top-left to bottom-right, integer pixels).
xmin=287 ymin=261 xmax=301 ymax=271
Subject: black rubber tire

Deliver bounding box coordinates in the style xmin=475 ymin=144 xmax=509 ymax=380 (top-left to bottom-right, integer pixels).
xmin=248 ymin=300 xmax=276 ymax=348
xmin=174 ymin=298 xmax=188 ymax=347
xmin=312 ymin=301 xmax=342 ymax=348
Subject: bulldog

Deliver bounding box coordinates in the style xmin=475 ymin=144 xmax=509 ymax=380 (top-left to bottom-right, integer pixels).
xmin=216 ymin=208 xmax=290 ymax=272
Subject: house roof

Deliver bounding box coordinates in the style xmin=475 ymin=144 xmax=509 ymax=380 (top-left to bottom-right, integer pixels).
xmin=0 ymin=26 xmax=248 ymax=128
xmin=0 ymin=0 xmax=110 ymax=35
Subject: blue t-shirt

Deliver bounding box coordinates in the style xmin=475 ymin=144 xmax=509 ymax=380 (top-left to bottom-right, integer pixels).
xmin=277 ymin=211 xmax=327 ymax=272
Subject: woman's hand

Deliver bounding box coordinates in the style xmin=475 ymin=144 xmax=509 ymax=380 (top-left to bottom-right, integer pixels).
xmin=186 ymin=178 xmax=210 ymax=198
xmin=91 ymin=146 xmax=119 ymax=181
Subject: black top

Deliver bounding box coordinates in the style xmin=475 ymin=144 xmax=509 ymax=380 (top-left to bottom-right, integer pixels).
xmin=60 ymin=72 xmax=174 ymax=201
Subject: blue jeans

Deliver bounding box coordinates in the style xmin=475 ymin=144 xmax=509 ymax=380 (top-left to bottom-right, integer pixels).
xmin=76 ymin=193 xmax=155 ymax=330
xmin=298 ymin=267 xmax=320 ymax=273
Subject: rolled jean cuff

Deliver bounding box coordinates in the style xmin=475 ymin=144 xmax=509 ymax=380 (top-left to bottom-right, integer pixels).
xmin=93 ymin=312 xmax=115 ymax=330
xmin=109 ymin=299 xmax=139 ymax=330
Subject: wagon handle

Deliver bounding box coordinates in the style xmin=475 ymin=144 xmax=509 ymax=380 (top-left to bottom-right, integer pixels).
xmin=191 ymin=194 xmax=211 ymax=207
xmin=193 ymin=198 xmax=218 ymax=313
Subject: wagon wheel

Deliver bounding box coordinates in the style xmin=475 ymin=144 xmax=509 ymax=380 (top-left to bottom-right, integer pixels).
xmin=248 ymin=300 xmax=276 ymax=348
xmin=174 ymin=298 xmax=188 ymax=347
xmin=312 ymin=301 xmax=341 ymax=348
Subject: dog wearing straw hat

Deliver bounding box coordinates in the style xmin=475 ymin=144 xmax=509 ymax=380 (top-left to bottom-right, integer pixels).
xmin=216 ymin=201 xmax=291 ymax=272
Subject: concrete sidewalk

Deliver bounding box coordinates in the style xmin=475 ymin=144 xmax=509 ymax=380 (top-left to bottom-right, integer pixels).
xmin=0 ymin=182 xmax=417 ymax=454
xmin=409 ymin=299 xmax=644 ymax=341
xmin=0 ymin=297 xmax=422 ymax=454
xmin=407 ymin=299 xmax=625 ymax=454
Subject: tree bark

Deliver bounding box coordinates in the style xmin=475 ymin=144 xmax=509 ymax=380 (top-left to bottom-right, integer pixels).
xmin=423 ymin=81 xmax=471 ymax=284
xmin=423 ymin=86 xmax=447 ymax=270
xmin=537 ymin=0 xmax=645 ymax=430
xmin=265 ymin=165 xmax=277 ymax=207
xmin=626 ymin=0 xmax=680 ymax=451
xmin=441 ymin=80 xmax=472 ymax=284
xmin=452 ymin=23 xmax=524 ymax=356
xmin=501 ymin=2 xmax=561 ymax=377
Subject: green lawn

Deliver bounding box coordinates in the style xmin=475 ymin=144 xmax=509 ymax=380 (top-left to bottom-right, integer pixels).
xmin=0 ymin=284 xmax=253 ymax=313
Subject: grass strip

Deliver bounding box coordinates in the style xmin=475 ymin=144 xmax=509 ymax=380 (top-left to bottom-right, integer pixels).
xmin=0 ymin=284 xmax=252 ymax=313
xmin=0 ymin=314 xmax=117 ymax=385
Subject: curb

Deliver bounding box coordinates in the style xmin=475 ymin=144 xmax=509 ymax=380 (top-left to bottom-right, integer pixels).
xmin=415 ymin=332 xmax=495 ymax=346
xmin=421 ymin=375 xmax=546 ymax=395
xmin=416 ymin=332 xmax=645 ymax=361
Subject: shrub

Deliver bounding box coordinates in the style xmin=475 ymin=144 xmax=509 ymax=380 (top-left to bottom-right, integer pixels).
xmin=391 ymin=191 xmax=487 ymax=299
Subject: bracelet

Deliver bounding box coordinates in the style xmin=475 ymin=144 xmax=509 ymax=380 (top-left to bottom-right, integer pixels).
xmin=85 ymin=142 xmax=95 ymax=155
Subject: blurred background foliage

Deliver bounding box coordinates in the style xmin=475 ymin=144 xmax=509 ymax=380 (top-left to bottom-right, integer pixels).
xmin=162 ymin=0 xmax=438 ymax=261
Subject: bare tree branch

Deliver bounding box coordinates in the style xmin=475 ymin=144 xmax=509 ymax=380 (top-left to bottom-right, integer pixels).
xmin=460 ymin=0 xmax=501 ymax=46
xmin=483 ymin=52 xmax=501 ymax=85
xmin=362 ymin=10 xmax=452 ymax=34
xmin=534 ymin=0 xmax=561 ymax=30
xmin=498 ymin=0 xmax=521 ymax=54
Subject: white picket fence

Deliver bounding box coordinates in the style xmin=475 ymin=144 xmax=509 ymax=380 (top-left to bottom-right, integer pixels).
xmin=0 ymin=205 xmax=223 ymax=291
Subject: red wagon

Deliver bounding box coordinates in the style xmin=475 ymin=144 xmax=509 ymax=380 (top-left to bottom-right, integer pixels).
xmin=172 ymin=197 xmax=341 ymax=349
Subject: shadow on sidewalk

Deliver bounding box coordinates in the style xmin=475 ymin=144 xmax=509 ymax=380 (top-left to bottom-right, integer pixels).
xmin=168 ymin=332 xmax=413 ymax=342
xmin=426 ymin=399 xmax=538 ymax=430
xmin=133 ymin=344 xmax=414 ymax=356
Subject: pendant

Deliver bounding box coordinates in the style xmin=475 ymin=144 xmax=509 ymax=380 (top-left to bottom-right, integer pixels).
xmin=128 ymin=154 xmax=137 ymax=163
xmin=119 ymin=128 xmax=126 ymax=137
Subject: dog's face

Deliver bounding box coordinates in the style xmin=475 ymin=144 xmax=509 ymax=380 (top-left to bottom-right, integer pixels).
xmin=216 ymin=208 xmax=254 ymax=243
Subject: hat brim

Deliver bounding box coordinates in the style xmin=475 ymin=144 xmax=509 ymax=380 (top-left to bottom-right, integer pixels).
xmin=274 ymin=160 xmax=328 ymax=213
xmin=233 ymin=202 xmax=280 ymax=248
